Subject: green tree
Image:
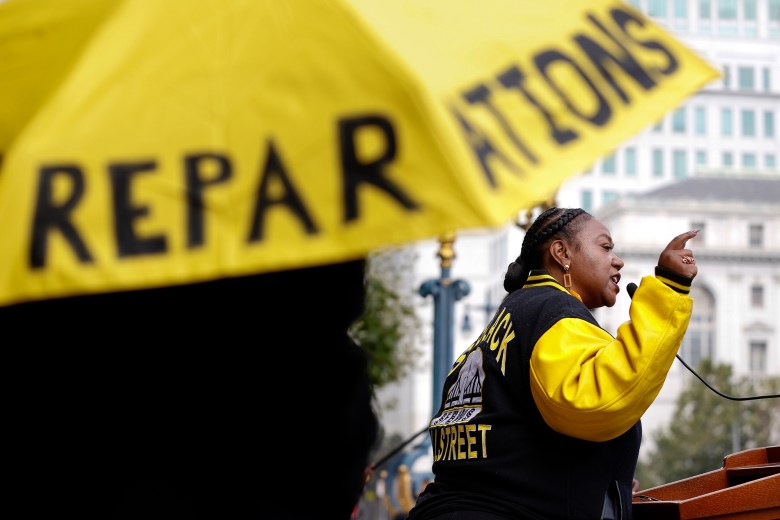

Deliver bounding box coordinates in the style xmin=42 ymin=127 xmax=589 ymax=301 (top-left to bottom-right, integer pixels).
xmin=350 ymin=247 xmax=422 ymax=391
xmin=636 ymin=359 xmax=780 ymax=488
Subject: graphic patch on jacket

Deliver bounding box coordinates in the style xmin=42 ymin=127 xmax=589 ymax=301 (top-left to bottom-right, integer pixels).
xmin=429 ymin=350 xmax=492 ymax=461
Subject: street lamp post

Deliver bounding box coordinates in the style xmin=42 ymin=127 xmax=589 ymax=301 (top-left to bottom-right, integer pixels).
xmin=376 ymin=233 xmax=471 ymax=516
xmin=419 ymin=231 xmax=471 ymax=415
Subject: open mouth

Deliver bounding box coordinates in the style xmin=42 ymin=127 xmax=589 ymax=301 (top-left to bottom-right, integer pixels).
xmin=611 ymin=275 xmax=621 ymax=286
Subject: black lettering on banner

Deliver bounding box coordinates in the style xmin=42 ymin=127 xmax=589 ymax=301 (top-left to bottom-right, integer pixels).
xmin=30 ymin=165 xmax=93 ymax=268
xmin=463 ymin=83 xmax=538 ymax=163
xmin=248 ymin=140 xmax=318 ymax=242
xmin=535 ymin=49 xmax=612 ymax=127
xmin=450 ymin=106 xmax=520 ymax=188
xmin=339 ymin=115 xmax=418 ymax=222
xmin=575 ymin=14 xmax=657 ymax=104
xmin=611 ymin=7 xmax=678 ymax=76
xmin=497 ymin=65 xmax=578 ymax=145
xmin=185 ymin=153 xmax=232 ymax=248
xmin=110 ymin=161 xmax=167 ymax=257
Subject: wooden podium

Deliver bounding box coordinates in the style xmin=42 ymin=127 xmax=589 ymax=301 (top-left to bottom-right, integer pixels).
xmin=632 ymin=445 xmax=780 ymax=519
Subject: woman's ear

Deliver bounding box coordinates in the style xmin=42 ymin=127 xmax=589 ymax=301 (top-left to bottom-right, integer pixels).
xmin=548 ymin=240 xmax=569 ymax=269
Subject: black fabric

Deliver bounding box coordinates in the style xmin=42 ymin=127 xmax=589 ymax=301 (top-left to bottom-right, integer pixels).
xmin=5 ymin=259 xmax=377 ymax=519
xmin=424 ymin=511 xmax=516 ymax=520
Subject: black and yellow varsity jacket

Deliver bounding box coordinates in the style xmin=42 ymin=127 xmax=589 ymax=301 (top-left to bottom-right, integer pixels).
xmin=407 ymin=267 xmax=693 ymax=520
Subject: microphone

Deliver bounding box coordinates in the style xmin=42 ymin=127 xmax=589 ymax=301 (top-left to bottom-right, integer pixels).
xmin=627 ymin=282 xmax=638 ymax=299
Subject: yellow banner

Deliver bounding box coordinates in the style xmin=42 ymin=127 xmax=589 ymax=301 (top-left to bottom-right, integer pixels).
xmin=0 ymin=0 xmax=719 ymax=306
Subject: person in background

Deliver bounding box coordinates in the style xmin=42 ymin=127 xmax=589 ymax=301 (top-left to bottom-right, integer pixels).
xmin=406 ymin=207 xmax=698 ymax=520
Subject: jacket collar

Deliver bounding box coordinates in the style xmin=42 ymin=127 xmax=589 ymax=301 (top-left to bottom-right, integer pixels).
xmin=523 ymin=270 xmax=583 ymax=302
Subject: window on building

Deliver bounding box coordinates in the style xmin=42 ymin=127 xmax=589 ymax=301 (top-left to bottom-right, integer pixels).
xmin=763 ymin=68 xmax=772 ymax=91
xmin=742 ymin=153 xmax=757 ymax=168
xmin=694 ymin=107 xmax=706 ymax=135
xmin=718 ymin=24 xmax=738 ymax=36
xmin=673 ymin=150 xmax=687 ymax=178
xmin=744 ymin=0 xmax=758 ymax=19
xmin=695 ymin=150 xmax=708 ymax=168
xmin=602 ymin=191 xmax=618 ymax=205
xmin=722 ymin=65 xmax=731 ymax=88
xmin=718 ymin=0 xmax=737 ymax=18
xmin=765 ymin=111 xmax=775 ymax=137
xmin=671 ymin=0 xmax=688 ymax=28
xmin=673 ymin=0 xmax=687 ymax=17
xmin=751 ymin=284 xmax=764 ymax=307
xmin=602 ymin=153 xmax=616 ymax=175
xmin=686 ymin=333 xmax=706 ymax=368
xmin=699 ymin=0 xmax=713 ymax=31
xmin=581 ymin=190 xmax=593 ymax=213
xmin=699 ymin=0 xmax=712 ymax=19
xmin=743 ymin=25 xmax=758 ymax=37
xmin=652 ymin=149 xmax=664 ymax=177
xmin=717 ymin=0 xmax=738 ymax=34
xmin=672 ymin=108 xmax=686 ymax=133
xmin=722 ymin=151 xmax=734 ymax=166
xmin=648 ymin=0 xmax=667 ymax=17
xmin=721 ymin=108 xmax=733 ymax=135
xmin=680 ymin=286 xmax=715 ymax=368
xmin=749 ymin=224 xmax=763 ymax=248
xmin=625 ymin=148 xmax=637 ymax=176
xmin=749 ymin=340 xmax=767 ymax=373
xmin=771 ymin=1 xmax=780 ymax=36
xmin=743 ymin=0 xmax=758 ymax=36
xmin=765 ymin=154 xmax=777 ymax=169
xmin=653 ymin=119 xmax=663 ymax=133
xmin=741 ymin=109 xmax=756 ymax=136
xmin=737 ymin=67 xmax=755 ymax=90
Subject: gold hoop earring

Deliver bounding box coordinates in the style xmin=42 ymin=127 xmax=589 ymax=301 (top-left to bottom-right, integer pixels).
xmin=563 ymin=264 xmax=572 ymax=289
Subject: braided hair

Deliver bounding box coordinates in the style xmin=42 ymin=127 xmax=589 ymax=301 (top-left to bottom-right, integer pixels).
xmin=503 ymin=207 xmax=591 ymax=293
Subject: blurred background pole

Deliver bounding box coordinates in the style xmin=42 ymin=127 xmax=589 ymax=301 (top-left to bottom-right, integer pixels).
xmin=419 ymin=231 xmax=470 ymax=415
xmin=370 ymin=234 xmax=471 ymax=520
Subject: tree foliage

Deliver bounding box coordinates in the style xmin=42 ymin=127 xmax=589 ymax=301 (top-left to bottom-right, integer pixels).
xmin=636 ymin=359 xmax=780 ymax=489
xmin=350 ymin=247 xmax=422 ymax=391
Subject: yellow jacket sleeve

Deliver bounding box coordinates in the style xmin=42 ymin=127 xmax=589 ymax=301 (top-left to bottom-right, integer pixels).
xmin=529 ymin=275 xmax=693 ymax=442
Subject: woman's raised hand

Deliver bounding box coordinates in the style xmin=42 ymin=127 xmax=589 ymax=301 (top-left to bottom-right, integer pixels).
xmin=658 ymin=230 xmax=699 ymax=279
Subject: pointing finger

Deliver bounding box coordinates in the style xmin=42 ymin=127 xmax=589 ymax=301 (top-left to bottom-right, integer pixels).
xmin=666 ymin=230 xmax=699 ymax=250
